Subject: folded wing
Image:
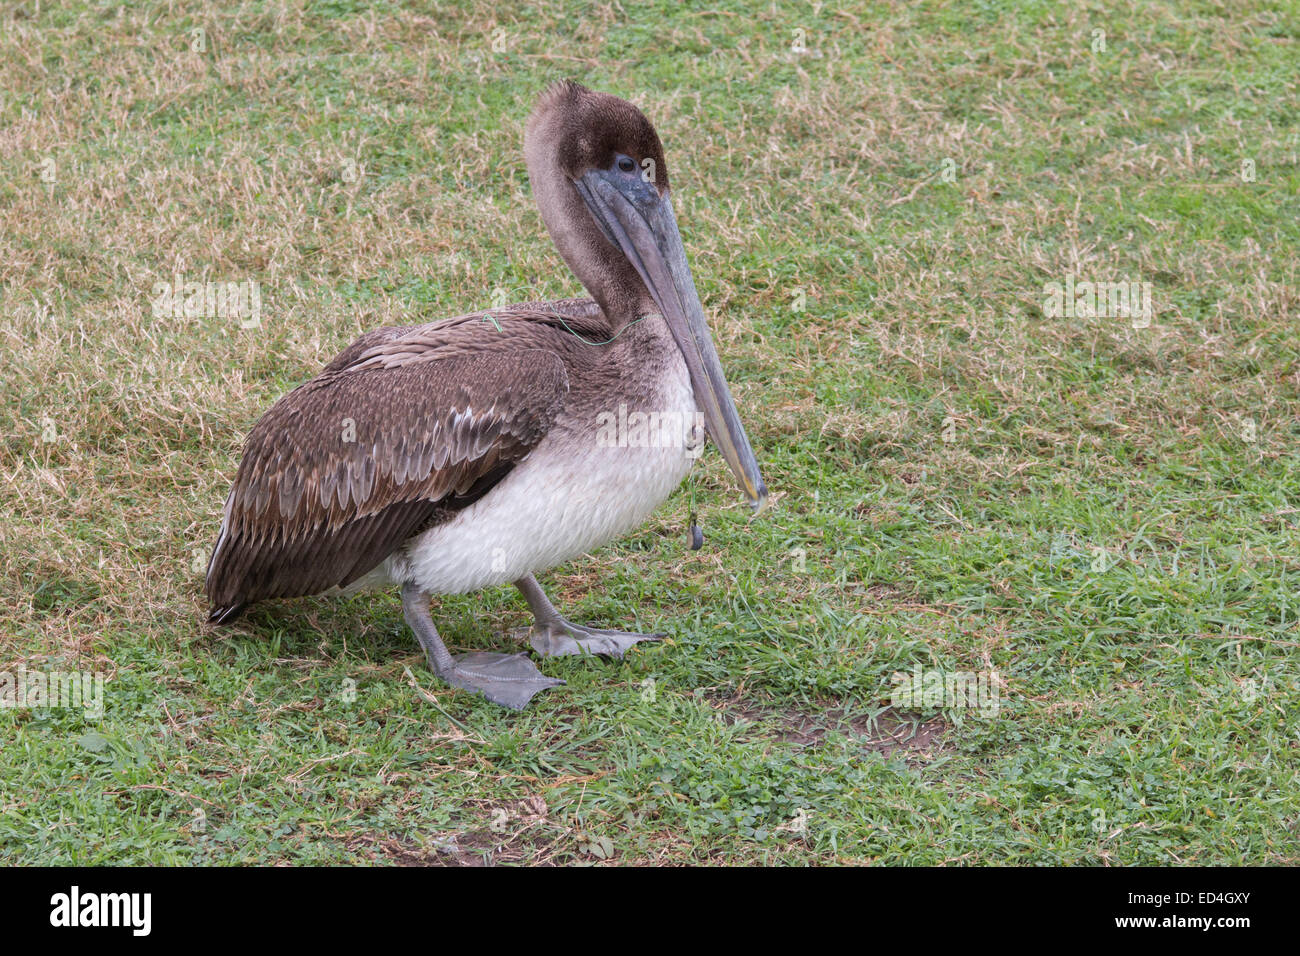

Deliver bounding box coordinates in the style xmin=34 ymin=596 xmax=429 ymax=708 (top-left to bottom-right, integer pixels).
xmin=205 ymin=349 xmax=568 ymax=622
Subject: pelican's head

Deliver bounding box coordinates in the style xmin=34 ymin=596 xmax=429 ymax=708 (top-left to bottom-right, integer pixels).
xmin=524 ymin=82 xmax=767 ymax=513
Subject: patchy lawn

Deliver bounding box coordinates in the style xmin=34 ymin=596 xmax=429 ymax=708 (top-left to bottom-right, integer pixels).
xmin=1 ymin=0 xmax=1297 ymax=864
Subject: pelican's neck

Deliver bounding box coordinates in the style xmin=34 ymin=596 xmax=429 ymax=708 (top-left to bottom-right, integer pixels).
xmin=526 ymin=163 xmax=650 ymax=330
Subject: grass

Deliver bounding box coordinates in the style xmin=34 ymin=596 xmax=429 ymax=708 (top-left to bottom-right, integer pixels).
xmin=1 ymin=0 xmax=1298 ymax=864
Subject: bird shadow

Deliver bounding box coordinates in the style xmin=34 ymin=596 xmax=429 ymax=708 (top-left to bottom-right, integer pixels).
xmin=200 ymin=592 xmax=519 ymax=670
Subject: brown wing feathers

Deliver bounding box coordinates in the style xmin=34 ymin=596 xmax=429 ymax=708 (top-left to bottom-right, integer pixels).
xmin=205 ymin=346 xmax=569 ymax=622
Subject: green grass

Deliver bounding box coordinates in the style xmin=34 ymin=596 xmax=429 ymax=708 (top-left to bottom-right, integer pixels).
xmin=1 ymin=0 xmax=1298 ymax=864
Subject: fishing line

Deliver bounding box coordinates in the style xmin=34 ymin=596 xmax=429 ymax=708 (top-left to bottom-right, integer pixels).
xmin=687 ymin=468 xmax=703 ymax=551
xmin=484 ymin=310 xmax=649 ymax=347
xmin=548 ymin=311 xmax=648 ymax=346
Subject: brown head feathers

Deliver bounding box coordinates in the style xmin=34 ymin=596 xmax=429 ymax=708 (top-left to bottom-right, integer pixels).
xmin=525 ymin=81 xmax=670 ymax=192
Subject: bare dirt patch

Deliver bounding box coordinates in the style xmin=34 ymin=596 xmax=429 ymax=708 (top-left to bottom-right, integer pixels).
xmin=346 ymin=828 xmax=558 ymax=866
xmin=706 ymin=693 xmax=950 ymax=758
xmin=345 ymin=796 xmax=559 ymax=866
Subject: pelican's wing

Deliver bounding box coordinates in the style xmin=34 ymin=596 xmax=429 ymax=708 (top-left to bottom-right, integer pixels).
xmin=205 ymin=347 xmax=568 ymax=622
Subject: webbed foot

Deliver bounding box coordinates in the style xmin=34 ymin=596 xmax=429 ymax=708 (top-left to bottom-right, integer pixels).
xmin=523 ymin=622 xmax=666 ymax=659
xmin=513 ymin=573 xmax=665 ymax=659
xmin=445 ymin=652 xmax=565 ymax=710
xmin=402 ymin=584 xmax=563 ymax=710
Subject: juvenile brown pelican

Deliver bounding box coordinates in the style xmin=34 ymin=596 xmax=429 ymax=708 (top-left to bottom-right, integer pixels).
xmin=205 ymin=81 xmax=768 ymax=708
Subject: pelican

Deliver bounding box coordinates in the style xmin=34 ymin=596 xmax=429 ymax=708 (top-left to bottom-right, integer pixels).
xmin=205 ymin=81 xmax=768 ymax=709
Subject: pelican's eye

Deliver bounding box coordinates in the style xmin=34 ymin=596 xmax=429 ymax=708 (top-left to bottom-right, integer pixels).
xmin=616 ymin=155 xmax=636 ymax=173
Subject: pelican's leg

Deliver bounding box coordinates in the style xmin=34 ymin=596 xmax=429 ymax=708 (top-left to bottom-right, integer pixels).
xmin=401 ymin=584 xmax=563 ymax=710
xmin=514 ymin=573 xmax=666 ymax=659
